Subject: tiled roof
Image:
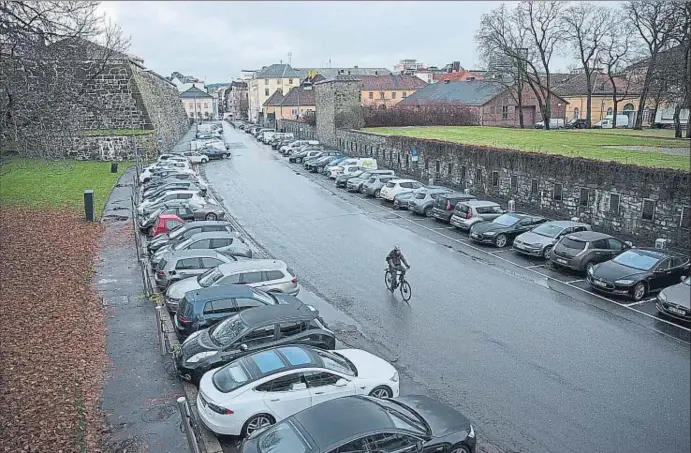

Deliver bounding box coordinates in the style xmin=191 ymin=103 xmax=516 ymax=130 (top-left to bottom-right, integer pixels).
xmin=255 ymin=64 xmax=302 ymax=79
xmin=314 ymin=75 xmax=362 ymax=85
xmin=280 ymin=86 xmax=316 ymax=107
xmin=263 ymin=91 xmax=285 ymax=106
xmin=180 ymin=86 xmax=213 ymax=99
xmin=433 ymin=71 xmax=486 ymax=82
xmin=357 ymin=75 xmax=427 ymax=91
xmin=296 ymin=67 xmax=392 ymax=78
xmin=397 ymin=80 xmax=505 ymax=106
xmin=230 ymin=81 xmax=247 ymax=88
xmin=549 ymin=72 xmax=643 ymax=96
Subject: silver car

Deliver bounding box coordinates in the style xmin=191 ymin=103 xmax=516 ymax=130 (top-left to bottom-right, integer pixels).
xmin=346 ymin=169 xmax=395 ymax=192
xmin=154 ymin=249 xmax=250 ymax=289
xmin=164 ymin=259 xmax=299 ymax=312
xmin=409 ymin=187 xmax=454 ymax=216
xmin=514 ymin=220 xmax=591 ymax=259
xmin=147 ymin=220 xmax=235 ymax=252
xmin=450 ymin=200 xmax=505 ymax=231
xmin=151 ymin=231 xmax=252 ymax=266
xmin=363 ymin=175 xmax=396 ymax=197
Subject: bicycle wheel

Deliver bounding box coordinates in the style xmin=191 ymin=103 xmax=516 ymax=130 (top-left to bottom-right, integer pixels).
xmin=384 ymin=270 xmax=394 ymax=291
xmin=400 ymin=280 xmax=412 ymax=302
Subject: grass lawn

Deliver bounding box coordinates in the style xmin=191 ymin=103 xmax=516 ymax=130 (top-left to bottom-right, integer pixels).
xmin=0 ymin=157 xmax=133 ymax=215
xmin=366 ymin=126 xmax=690 ymax=170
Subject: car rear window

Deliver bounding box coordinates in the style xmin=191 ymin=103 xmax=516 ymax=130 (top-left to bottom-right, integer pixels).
xmin=157 ymin=258 xmax=167 ymax=270
xmin=212 ymin=362 xmax=250 ymax=393
xmin=178 ymin=296 xmax=193 ymax=317
xmin=559 ymin=237 xmax=587 ymax=250
xmin=455 ymin=204 xmax=469 ymax=214
xmin=368 ymin=177 xmax=376 ymax=183
xmin=386 ymin=182 xmax=396 ymax=188
xmin=415 ymin=192 xmax=426 ymax=199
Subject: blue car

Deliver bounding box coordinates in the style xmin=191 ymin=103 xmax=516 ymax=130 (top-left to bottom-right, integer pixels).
xmin=322 ymin=156 xmax=348 ymax=175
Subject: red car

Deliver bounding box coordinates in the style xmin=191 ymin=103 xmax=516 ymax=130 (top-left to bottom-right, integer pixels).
xmin=152 ymin=214 xmax=185 ymax=237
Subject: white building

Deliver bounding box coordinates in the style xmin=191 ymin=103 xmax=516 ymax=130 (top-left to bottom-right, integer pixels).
xmin=180 ymin=86 xmax=215 ymax=120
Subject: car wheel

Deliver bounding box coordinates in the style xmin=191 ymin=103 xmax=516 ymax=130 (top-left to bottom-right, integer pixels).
xmin=201 ymin=158 xmax=208 ymax=163
xmin=205 ymin=213 xmax=217 ymax=221
xmin=147 ymin=227 xmax=153 ymax=237
xmin=542 ymin=245 xmax=553 ymax=259
xmin=494 ymin=234 xmax=508 ymax=248
xmin=393 ymin=200 xmax=400 ymax=210
xmin=632 ymin=282 xmax=647 ymax=301
xmin=359 ymin=185 xmax=365 ymax=194
xmin=424 ymin=206 xmax=433 ymax=217
xmin=243 ymin=414 xmax=275 ymax=437
xmin=450 ymin=446 xmax=471 ymax=453
xmin=369 ymin=386 xmax=393 ymax=399
xmin=223 ymin=153 xmax=229 ymax=159
xmin=317 ymin=166 xmax=323 ymax=172
xmin=374 ymin=189 xmax=381 ymax=198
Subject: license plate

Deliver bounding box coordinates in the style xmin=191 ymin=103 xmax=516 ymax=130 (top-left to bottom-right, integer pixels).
xmin=669 ymin=307 xmax=686 ymax=316
xmin=555 ymin=258 xmax=567 ymax=265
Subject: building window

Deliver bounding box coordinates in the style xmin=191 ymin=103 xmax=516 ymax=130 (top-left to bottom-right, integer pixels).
xmin=264 ymin=79 xmax=269 ymax=84
xmin=502 ymin=105 xmax=509 ymax=120
xmin=368 ymin=92 xmax=374 ymax=99
xmin=510 ymin=175 xmax=518 ymax=192
xmin=606 ymin=107 xmax=613 ymax=116
xmin=203 ymin=102 xmax=208 ymax=108
xmin=435 ymin=160 xmax=441 ymax=173
xmin=402 ymin=92 xmax=407 ymax=98
xmin=288 ymin=78 xmax=293 ymax=84
xmin=579 ymin=188 xmax=589 ymax=207
xmin=460 ymin=165 xmax=466 ymax=181
xmin=380 ymin=92 xmax=385 ymax=99
xmin=642 ymin=199 xmax=655 ymax=220
xmin=609 ymin=193 xmax=620 ymax=214
xmin=392 ymin=92 xmax=397 ymax=99
xmin=476 ymin=168 xmax=483 ymax=184
xmin=405 ymin=153 xmax=409 ymax=168
xmin=424 ymin=159 xmax=429 ymax=170
xmin=491 ymin=171 xmax=499 ymax=187
xmin=553 ymin=183 xmax=563 ymax=201
xmin=265 ymin=88 xmax=269 ymax=96
xmin=292 ymin=109 xmax=297 ymax=116
xmin=681 ymin=206 xmax=690 ymax=228
xmin=573 ymin=107 xmax=579 ymax=119
xmin=531 ymin=179 xmax=539 ymax=195
xmin=447 ymin=162 xmax=453 ymax=175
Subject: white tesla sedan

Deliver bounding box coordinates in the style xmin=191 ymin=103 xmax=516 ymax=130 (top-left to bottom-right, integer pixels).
xmin=379 ymin=178 xmax=425 ymax=202
xmin=196 ymin=345 xmax=400 ymax=437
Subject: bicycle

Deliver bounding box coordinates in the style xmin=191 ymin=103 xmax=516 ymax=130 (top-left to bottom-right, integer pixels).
xmin=385 ymin=268 xmax=412 ymax=302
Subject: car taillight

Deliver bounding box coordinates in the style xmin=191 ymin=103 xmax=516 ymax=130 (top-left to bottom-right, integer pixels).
xmin=176 ymin=314 xmax=192 ymax=324
xmin=156 ymin=270 xmax=165 ymax=278
xmin=207 ymin=402 xmax=233 ymax=415
xmin=446 ymin=200 xmax=451 ymax=210
xmin=466 ymin=210 xmax=473 ymax=219
xmin=291 ymin=276 xmax=297 ymax=284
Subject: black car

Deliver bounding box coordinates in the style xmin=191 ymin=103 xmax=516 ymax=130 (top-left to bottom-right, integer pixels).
xmin=305 ymin=152 xmax=343 ymax=172
xmin=174 ymin=303 xmax=335 ymax=384
xmin=431 ymin=192 xmax=477 ymax=223
xmin=566 ymin=118 xmax=587 ymax=129
xmin=143 ymin=173 xmax=199 ymax=191
xmin=242 ymin=394 xmax=476 ymax=453
xmin=656 ymin=276 xmax=691 ymax=322
xmin=174 ymin=285 xmax=301 ymax=339
xmin=587 ymin=248 xmax=690 ymax=301
xmin=198 ymin=146 xmax=230 ymax=160
xmin=147 ymin=220 xmax=234 ymax=252
xmin=469 ymin=212 xmax=547 ymax=248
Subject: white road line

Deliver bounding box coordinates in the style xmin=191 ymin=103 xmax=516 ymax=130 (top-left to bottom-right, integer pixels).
xmin=240 ymin=135 xmax=690 ymax=336
xmin=432 ymin=226 xmax=451 ymax=230
xmin=527 ymin=264 xmax=546 ymax=269
xmin=567 ymin=279 xmax=585 ymax=284
xmin=489 ymin=249 xmax=513 ymax=254
xmin=627 ymin=298 xmax=657 ymax=307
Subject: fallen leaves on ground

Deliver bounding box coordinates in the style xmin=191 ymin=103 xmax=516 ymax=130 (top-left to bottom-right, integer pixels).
xmin=0 ymin=208 xmax=106 ymax=453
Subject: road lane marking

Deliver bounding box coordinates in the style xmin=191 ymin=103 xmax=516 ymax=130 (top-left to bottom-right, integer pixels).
xmin=489 ymin=249 xmax=512 ymax=254
xmin=527 ymin=264 xmax=546 ymax=269
xmin=567 ymin=279 xmax=585 ymax=284
xmin=627 ymin=298 xmax=657 ymax=307
xmin=220 ymin=129 xmax=690 ymax=336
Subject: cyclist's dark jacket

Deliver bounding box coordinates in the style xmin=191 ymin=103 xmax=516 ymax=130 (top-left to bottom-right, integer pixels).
xmin=386 ymin=250 xmax=409 ymax=267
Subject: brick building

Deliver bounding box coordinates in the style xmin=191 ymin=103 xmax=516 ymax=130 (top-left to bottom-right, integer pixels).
xmin=397 ymin=80 xmax=567 ymax=127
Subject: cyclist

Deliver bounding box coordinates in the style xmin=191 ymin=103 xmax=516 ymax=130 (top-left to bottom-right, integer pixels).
xmin=386 ymin=245 xmax=410 ymax=290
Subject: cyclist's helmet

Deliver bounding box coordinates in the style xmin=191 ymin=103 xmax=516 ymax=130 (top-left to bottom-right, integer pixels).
xmin=394 ymin=245 xmax=401 ymax=253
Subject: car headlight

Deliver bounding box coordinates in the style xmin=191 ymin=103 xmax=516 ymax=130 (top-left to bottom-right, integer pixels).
xmin=657 ymin=292 xmax=667 ymax=302
xmin=468 ymin=424 xmax=475 ymax=438
xmin=587 ymin=266 xmax=594 ymax=275
xmin=484 ymin=231 xmax=496 ymax=236
xmin=390 ymin=371 xmax=399 ymax=382
xmin=186 ymin=351 xmax=217 ymax=364
xmin=614 ymin=279 xmax=635 ymax=285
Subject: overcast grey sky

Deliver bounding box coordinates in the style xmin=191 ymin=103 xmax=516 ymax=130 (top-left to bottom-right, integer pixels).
xmin=98 ymin=1 xmax=577 ymax=83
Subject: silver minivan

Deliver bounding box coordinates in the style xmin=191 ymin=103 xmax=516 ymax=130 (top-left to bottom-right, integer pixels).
xmin=409 ymin=187 xmax=454 ymax=216
xmin=154 ymin=249 xmax=250 ymax=289
xmin=450 ymin=200 xmax=505 ymax=231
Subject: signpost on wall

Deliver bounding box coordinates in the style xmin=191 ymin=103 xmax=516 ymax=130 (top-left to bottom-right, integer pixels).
xmin=411 ymin=147 xmax=419 ymax=162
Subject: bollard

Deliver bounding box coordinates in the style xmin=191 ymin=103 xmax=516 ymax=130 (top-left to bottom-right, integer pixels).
xmin=177 ymin=397 xmax=202 ymax=453
xmin=155 ymin=305 xmax=167 ymax=355
xmin=428 ymin=177 xmax=434 ymax=186
xmin=508 ymin=200 xmax=515 ymax=212
xmin=110 ymin=162 xmax=118 ymax=173
xmin=464 ymin=188 xmax=471 ymax=195
xmin=84 ymin=190 xmax=94 ymax=222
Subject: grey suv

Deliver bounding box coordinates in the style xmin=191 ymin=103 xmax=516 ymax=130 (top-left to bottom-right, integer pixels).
xmin=151 ymin=231 xmax=252 ymax=266
xmin=550 ymin=231 xmax=632 ymax=273
xmin=363 ymin=175 xmax=396 ymax=197
xmin=450 ymin=200 xmax=505 ymax=230
xmin=346 ymin=169 xmax=395 ymax=192
xmin=154 ymin=250 xmax=250 ymax=289
xmin=409 ymin=187 xmax=454 ymax=216
xmin=514 ymin=220 xmax=591 ymax=259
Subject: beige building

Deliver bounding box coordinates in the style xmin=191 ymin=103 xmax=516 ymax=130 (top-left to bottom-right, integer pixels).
xmin=358 ymin=75 xmax=428 ymax=109
xmin=180 ymin=86 xmax=215 ymax=121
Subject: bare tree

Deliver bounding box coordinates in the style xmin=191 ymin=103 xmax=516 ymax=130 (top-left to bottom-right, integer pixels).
xmin=601 ymin=20 xmax=635 ymax=130
xmin=0 ymin=1 xmax=128 ymax=157
xmin=624 ymin=0 xmax=681 ymax=129
xmin=561 ymin=2 xmax=612 ymax=128
xmin=669 ymin=1 xmax=690 ymax=138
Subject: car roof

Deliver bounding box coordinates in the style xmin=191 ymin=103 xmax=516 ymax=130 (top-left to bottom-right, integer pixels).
xmin=459 ymin=199 xmax=500 ymax=207
xmin=425 ymin=187 xmax=453 ymax=193
xmin=158 ymin=214 xmax=182 ymax=221
xmin=565 ymin=231 xmax=613 ymax=241
xmin=292 ymin=396 xmax=394 ymax=450
xmin=237 ymin=345 xmax=326 ymax=382
xmin=187 ymin=284 xmax=258 ymax=303
xmin=239 ymin=303 xmax=318 ymax=327
xmin=163 ymin=249 xmax=226 ymax=260
xmin=184 ymin=231 xmax=239 ymax=241
xmin=178 ymin=220 xmax=230 ymax=231
xmin=388 ymin=178 xmax=417 ymax=183
xmin=624 ymin=247 xmax=687 ymax=260
xmin=218 ymin=258 xmax=287 ymax=274
xmin=543 ymin=220 xmax=590 ymax=228
xmin=439 ymin=192 xmax=474 ymax=199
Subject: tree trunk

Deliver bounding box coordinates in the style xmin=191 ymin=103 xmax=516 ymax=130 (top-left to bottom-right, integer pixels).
xmin=686 ymin=113 xmax=691 ymax=138
xmin=634 ymin=54 xmax=657 ymax=130
xmin=585 ymin=73 xmax=593 ymax=128
xmin=673 ymin=103 xmax=682 ymax=138
xmin=517 ymin=86 xmax=525 ymax=129
xmin=612 ymin=99 xmax=618 ymax=129
xmin=544 ymin=85 xmax=552 ymax=130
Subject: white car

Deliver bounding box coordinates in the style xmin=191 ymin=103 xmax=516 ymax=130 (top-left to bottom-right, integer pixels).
xmin=181 ymin=151 xmax=209 ymax=164
xmin=379 ymin=178 xmax=425 ymax=202
xmin=137 ymin=190 xmax=204 ymax=215
xmin=139 ymin=162 xmax=194 ymax=184
xmin=197 ymin=344 xmax=400 ymax=437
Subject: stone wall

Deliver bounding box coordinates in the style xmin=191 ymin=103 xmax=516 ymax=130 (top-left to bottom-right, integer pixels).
xmin=278 ymin=120 xmax=317 ymax=140
xmin=315 ymin=78 xmax=363 ymax=147
xmin=66 ymin=133 xmax=157 ymax=161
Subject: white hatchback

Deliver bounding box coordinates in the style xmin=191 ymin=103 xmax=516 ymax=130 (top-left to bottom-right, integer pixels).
xmin=379 ymin=178 xmax=424 ymax=202
xmin=181 ymin=151 xmax=210 ymax=164
xmin=197 ymin=345 xmax=400 ymax=437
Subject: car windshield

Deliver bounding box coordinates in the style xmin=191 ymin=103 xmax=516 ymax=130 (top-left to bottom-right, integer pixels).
xmin=367 ymin=177 xmax=376 ymax=183
xmin=197 ymin=267 xmax=224 ymax=287
xmin=612 ymin=251 xmax=660 ymax=271
xmin=249 ymin=287 xmax=277 ymax=305
xmin=258 ymin=422 xmax=308 ymax=453
xmin=492 ymin=214 xmax=520 ymax=226
xmin=415 ymin=192 xmax=427 ymax=199
xmin=377 ymin=400 xmax=428 ymax=436
xmin=532 ymin=223 xmax=565 ymax=238
xmin=212 ymin=362 xmax=250 ymax=393
xmin=209 ymin=315 xmax=247 ymax=346
xmin=316 ymin=350 xmax=356 ymax=376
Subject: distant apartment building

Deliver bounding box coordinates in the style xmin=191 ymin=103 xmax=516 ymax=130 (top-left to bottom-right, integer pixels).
xmin=359 ymin=75 xmax=428 ymax=109
xmin=180 ymin=86 xmax=215 ymax=120
xmin=225 ymin=81 xmax=249 ymax=120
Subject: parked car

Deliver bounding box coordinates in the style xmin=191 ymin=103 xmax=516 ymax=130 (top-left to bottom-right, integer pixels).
xmin=305 ymin=154 xmax=342 ymax=173
xmin=322 ymin=157 xmax=348 ymax=174
xmin=142 ymin=181 xmax=206 ymax=200
xmin=594 ymin=115 xmax=630 ymax=129
xmin=198 ymin=146 xmax=230 ymax=160
xmin=565 ymin=118 xmax=587 ymax=129
xmin=174 ymin=285 xmax=302 ymax=339
xmin=154 ymin=249 xmax=250 ymax=290
xmin=197 ymin=345 xmax=400 ymax=437
xmin=289 ymin=149 xmax=322 ymax=164
xmin=142 ymin=173 xmax=199 ymax=191
xmin=173 ymin=304 xmax=335 ymax=384
xmin=152 ymin=231 xmax=252 ymax=268
xmin=328 ymin=158 xmax=378 ymax=178
xmin=151 ymin=214 xmax=185 ymax=238
xmin=241 ymin=394 xmax=477 ymax=453
xmin=409 ymin=187 xmax=454 ymax=216
xmin=139 ymin=198 xmax=201 ymax=220
xmin=587 ymin=248 xmax=690 ymax=301
xmin=392 ymin=185 xmax=444 ymax=210
xmin=304 ymin=151 xmax=342 ymax=170
xmin=165 ymin=259 xmax=298 ymax=311
xmin=280 ymin=140 xmax=319 ymax=155
xmin=139 ymin=167 xmax=195 ymax=184
xmin=137 ymin=190 xmax=206 ymax=215
xmin=513 ymin=220 xmax=591 ymax=259
xmin=139 ymin=199 xmax=220 ymax=225
xmin=180 ymin=151 xmax=210 ymax=164
xmin=379 ymin=179 xmax=425 ymax=202
xmin=363 ymin=175 xmax=396 ymax=198
xmin=158 ymin=153 xmax=189 ymax=162
xmin=469 ymin=212 xmax=548 ymax=248
xmin=656 ymin=276 xmax=691 ymax=322
xmin=431 ymin=192 xmax=477 ymax=223
xmin=534 ymin=118 xmax=565 ymax=129
xmin=334 ymin=168 xmax=365 ymax=187
xmin=347 ymin=170 xmax=395 ymax=193
xmin=549 ymin=231 xmax=632 ymax=273
xmin=450 ymin=200 xmax=505 ymax=231
xmin=148 ymin=220 xmax=235 ymax=253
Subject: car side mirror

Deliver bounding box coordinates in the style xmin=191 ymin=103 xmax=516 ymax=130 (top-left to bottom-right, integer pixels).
xmin=334 ymin=378 xmax=348 ymax=387
xmin=624 ymin=241 xmax=633 ymax=248
xmin=238 ymin=343 xmax=249 ymax=352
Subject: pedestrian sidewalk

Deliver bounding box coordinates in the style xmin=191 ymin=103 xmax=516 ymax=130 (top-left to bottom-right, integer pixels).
xmin=96 ymin=166 xmax=190 ymax=453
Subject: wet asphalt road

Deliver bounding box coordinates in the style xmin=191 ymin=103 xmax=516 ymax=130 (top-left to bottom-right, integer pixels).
xmin=205 ymin=126 xmax=690 ymax=453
